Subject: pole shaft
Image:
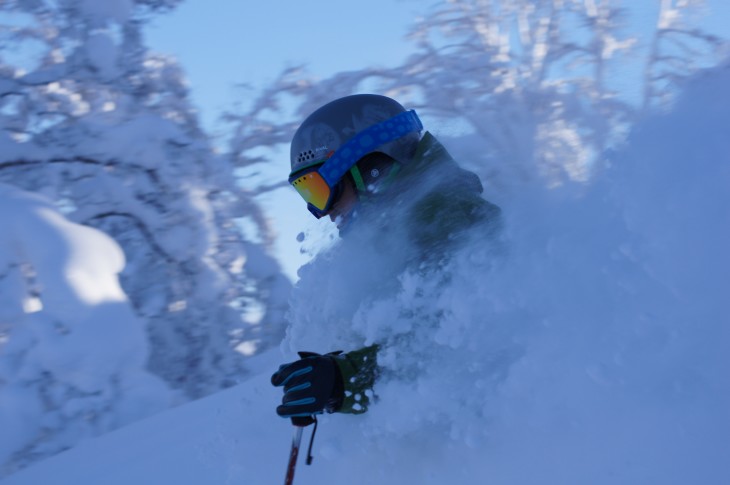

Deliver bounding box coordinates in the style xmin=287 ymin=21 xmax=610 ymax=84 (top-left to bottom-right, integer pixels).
xmin=284 ymin=427 xmax=304 ymax=485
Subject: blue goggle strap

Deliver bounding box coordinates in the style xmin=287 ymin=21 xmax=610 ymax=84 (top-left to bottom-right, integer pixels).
xmin=318 ymin=109 xmax=423 ymax=187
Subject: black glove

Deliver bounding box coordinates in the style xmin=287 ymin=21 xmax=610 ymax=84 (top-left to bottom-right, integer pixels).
xmin=271 ymin=351 xmax=344 ymax=425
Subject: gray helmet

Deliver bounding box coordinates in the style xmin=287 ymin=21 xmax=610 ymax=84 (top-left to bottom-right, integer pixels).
xmin=290 ymin=94 xmax=421 ymax=176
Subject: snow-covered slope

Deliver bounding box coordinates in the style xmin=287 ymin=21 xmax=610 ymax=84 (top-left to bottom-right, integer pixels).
xmin=0 ymin=349 xmax=289 ymax=485
xmin=3 ymin=63 xmax=729 ymax=485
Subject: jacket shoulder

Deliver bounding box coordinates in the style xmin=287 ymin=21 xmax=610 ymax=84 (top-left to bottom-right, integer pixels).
xmin=403 ymin=133 xmax=502 ymax=252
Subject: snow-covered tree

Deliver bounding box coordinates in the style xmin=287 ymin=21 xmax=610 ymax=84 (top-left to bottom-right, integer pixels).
xmin=642 ymin=0 xmax=726 ymax=111
xmin=0 ymin=0 xmax=290 ymax=400
xmin=229 ymin=0 xmax=726 ymax=191
xmin=0 ymin=183 xmax=173 ymax=476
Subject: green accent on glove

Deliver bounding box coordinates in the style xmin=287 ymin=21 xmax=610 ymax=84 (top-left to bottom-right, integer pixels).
xmin=333 ymin=345 xmax=379 ymax=414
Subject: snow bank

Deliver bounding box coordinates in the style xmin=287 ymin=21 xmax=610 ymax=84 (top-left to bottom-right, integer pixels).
xmin=0 ymin=184 xmax=172 ymax=476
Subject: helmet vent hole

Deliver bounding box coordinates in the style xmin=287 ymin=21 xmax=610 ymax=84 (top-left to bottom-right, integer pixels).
xmin=298 ymin=150 xmax=317 ymax=163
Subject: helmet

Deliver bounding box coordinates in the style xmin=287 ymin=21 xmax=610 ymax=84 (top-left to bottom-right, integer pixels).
xmin=290 ymin=94 xmax=421 ymax=176
xmin=288 ymin=94 xmax=423 ymax=218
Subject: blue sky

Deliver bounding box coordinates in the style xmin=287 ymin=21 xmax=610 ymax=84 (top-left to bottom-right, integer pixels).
xmin=147 ymin=0 xmax=422 ymax=136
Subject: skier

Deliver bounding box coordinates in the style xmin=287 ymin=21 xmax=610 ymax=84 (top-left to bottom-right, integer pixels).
xmin=271 ymin=94 xmax=501 ymax=424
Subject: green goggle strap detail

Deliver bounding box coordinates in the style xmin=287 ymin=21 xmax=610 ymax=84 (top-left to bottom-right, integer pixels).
xmin=350 ymin=165 xmax=367 ymax=192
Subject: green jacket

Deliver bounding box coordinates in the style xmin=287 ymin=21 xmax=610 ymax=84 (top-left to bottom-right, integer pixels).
xmin=333 ymin=132 xmax=501 ymax=414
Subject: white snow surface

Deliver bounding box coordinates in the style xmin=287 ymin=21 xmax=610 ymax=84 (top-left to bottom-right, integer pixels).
xmin=2 ymin=65 xmax=729 ymax=484
xmin=0 ymin=185 xmax=172 ymax=474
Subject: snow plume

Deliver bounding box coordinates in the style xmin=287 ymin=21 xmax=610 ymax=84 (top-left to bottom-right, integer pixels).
xmin=284 ymin=63 xmax=730 ymax=484
xmin=0 ymin=184 xmax=173 ymax=477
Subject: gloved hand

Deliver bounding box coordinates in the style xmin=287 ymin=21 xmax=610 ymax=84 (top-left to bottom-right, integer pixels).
xmin=271 ymin=351 xmax=345 ymax=426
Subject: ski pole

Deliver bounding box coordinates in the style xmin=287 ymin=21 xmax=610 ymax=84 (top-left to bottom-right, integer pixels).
xmin=284 ymin=426 xmax=304 ymax=485
xmin=284 ymin=416 xmax=318 ymax=485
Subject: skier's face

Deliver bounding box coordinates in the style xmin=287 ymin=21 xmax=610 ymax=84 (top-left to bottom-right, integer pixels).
xmin=328 ymin=178 xmax=358 ymax=229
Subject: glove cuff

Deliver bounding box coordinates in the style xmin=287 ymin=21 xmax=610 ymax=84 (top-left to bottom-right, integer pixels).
xmin=333 ymin=344 xmax=379 ymax=414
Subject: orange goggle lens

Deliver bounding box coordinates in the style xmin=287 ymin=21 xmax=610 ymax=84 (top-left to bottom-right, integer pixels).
xmin=290 ymin=170 xmax=332 ymax=211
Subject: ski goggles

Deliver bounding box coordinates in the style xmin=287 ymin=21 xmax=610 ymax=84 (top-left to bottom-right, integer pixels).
xmin=288 ymin=109 xmax=423 ymax=218
xmin=289 ymin=166 xmax=339 ymax=219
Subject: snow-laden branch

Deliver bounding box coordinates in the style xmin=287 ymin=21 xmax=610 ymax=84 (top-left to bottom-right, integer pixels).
xmin=0 ymin=157 xmax=163 ymax=187
xmin=82 ymin=211 xmax=178 ymax=264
